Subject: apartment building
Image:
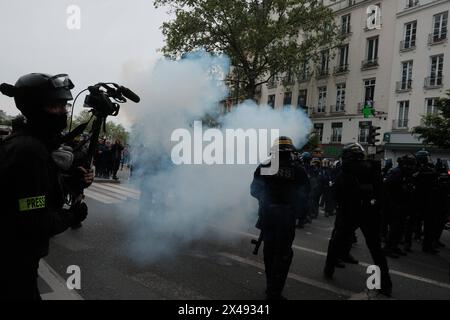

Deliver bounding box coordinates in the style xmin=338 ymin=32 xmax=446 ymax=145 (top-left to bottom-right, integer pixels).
xmin=259 ymin=0 xmax=449 ymax=160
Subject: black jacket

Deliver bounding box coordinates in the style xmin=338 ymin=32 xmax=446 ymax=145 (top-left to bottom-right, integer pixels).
xmin=1 ymin=129 xmax=78 ymax=264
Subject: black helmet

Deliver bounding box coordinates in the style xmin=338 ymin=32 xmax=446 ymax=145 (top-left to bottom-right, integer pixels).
xmin=397 ymin=154 xmax=417 ymax=169
xmin=415 ymin=149 xmax=430 ymax=165
xmin=341 ymin=143 xmax=365 ymax=161
xmin=272 ymin=136 xmax=295 ymax=152
xmin=1 ymin=73 xmax=74 ymax=115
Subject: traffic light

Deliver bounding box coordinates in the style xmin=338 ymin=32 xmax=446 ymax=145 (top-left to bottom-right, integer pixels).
xmin=368 ymin=125 xmax=381 ymax=145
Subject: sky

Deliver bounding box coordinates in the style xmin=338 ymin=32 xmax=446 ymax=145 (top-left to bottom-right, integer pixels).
xmin=0 ymin=0 xmax=171 ymax=128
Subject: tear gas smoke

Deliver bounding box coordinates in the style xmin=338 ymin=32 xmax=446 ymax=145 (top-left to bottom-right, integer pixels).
xmin=121 ymin=51 xmax=313 ymax=263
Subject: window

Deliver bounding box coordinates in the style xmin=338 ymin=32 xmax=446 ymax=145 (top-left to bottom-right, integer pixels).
xmin=319 ymin=50 xmax=329 ymax=75
xmin=428 ymin=55 xmax=444 ymax=86
xmin=406 ymin=0 xmax=419 ymax=9
xmin=314 ymin=123 xmax=324 ymax=142
xmin=339 ymin=44 xmax=349 ymax=68
xmin=400 ymin=61 xmax=413 ymax=90
xmin=359 ymin=121 xmax=372 ymax=143
xmin=283 ymin=91 xmax=292 ymax=106
xmin=426 ymin=98 xmax=439 ymax=115
xmin=298 ymin=61 xmax=310 ymax=81
xmin=297 ymin=89 xmax=308 ymax=111
xmin=432 ymin=11 xmax=448 ymax=42
xmin=268 ymin=94 xmax=276 ymax=108
xmin=366 ymin=36 xmax=379 ymax=62
xmin=267 ymin=74 xmax=277 ymax=88
xmin=318 ymin=87 xmax=327 ymax=113
xmin=331 ymin=123 xmax=343 ymax=143
xmin=403 ymin=21 xmax=417 ymax=49
xmin=335 ymin=83 xmax=346 ymax=112
xmin=364 ymin=79 xmax=376 ymax=104
xmin=341 ymin=14 xmax=351 ymax=35
xmin=398 ymin=101 xmax=409 ymax=128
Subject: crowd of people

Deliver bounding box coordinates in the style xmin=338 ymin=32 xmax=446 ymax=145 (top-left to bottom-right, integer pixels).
xmin=93 ymin=139 xmax=129 ymax=180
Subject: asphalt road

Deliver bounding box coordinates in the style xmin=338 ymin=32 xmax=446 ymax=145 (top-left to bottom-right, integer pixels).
xmin=41 ymin=180 xmax=450 ymax=300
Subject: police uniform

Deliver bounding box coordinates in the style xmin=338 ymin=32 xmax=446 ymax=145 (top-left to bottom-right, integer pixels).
xmin=324 ymin=143 xmax=392 ymax=296
xmin=251 ymin=137 xmax=309 ymax=300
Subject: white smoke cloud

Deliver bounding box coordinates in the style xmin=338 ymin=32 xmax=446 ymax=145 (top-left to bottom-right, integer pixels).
xmin=121 ymin=51 xmax=313 ymax=264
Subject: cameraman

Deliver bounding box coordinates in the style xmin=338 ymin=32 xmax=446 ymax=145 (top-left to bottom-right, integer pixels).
xmin=0 ymin=73 xmax=92 ymax=300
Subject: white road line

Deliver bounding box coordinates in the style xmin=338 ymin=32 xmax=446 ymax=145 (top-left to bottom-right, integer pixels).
xmin=91 ymin=183 xmax=140 ymax=200
xmin=214 ymin=227 xmax=450 ymax=291
xmin=89 ymin=185 xmax=128 ymax=201
xmin=219 ymin=252 xmax=355 ymax=297
xmin=102 ymin=183 xmax=141 ymax=195
xmin=84 ymin=189 xmax=121 ymax=204
xmin=39 ymin=260 xmax=83 ymax=300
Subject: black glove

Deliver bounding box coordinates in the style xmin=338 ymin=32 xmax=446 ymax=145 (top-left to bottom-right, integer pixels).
xmin=71 ymin=202 xmax=88 ymax=225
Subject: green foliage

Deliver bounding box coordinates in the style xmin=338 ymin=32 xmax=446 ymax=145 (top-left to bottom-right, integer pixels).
xmin=413 ymin=90 xmax=450 ymax=149
xmin=71 ymin=110 xmax=129 ymax=144
xmin=155 ymin=0 xmax=342 ymax=100
xmin=0 ymin=110 xmax=12 ymax=125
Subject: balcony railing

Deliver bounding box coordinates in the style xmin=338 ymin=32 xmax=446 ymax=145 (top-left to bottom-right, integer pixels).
xmin=424 ymin=76 xmax=443 ymax=89
xmin=396 ymin=80 xmax=413 ymax=92
xmin=333 ymin=64 xmax=349 ymax=75
xmin=297 ymin=72 xmax=311 ymax=83
xmin=330 ymin=104 xmax=346 ymax=114
xmin=316 ymin=68 xmax=330 ymax=78
xmin=267 ymin=78 xmax=278 ymax=89
xmin=341 ymin=25 xmax=352 ymax=36
xmin=310 ymin=106 xmax=327 ymax=117
xmin=400 ymin=40 xmax=416 ymax=51
xmin=281 ymin=76 xmax=295 ymax=86
xmin=428 ymin=33 xmax=447 ymax=45
xmin=361 ymin=58 xmax=379 ymax=70
xmin=392 ymin=119 xmax=409 ymax=130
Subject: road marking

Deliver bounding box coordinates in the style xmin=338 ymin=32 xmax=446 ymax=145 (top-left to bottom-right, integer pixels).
xmin=102 ymin=183 xmax=141 ymax=196
xmin=215 ymin=228 xmax=450 ymax=291
xmin=90 ymin=183 xmax=140 ymax=200
xmin=39 ymin=260 xmax=83 ymax=300
xmin=84 ymin=189 xmax=121 ymax=204
xmin=89 ymin=185 xmax=128 ymax=201
xmin=219 ymin=252 xmax=354 ymax=298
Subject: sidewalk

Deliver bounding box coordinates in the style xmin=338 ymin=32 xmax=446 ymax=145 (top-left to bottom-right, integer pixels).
xmin=93 ymin=166 xmax=131 ymax=184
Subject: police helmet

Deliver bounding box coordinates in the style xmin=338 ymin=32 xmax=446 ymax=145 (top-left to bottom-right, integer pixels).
xmin=272 ymin=136 xmax=295 ymax=152
xmin=0 ymin=73 xmax=74 ymax=115
xmin=415 ymin=149 xmax=430 ymax=164
xmin=397 ymin=154 xmax=417 ymax=169
xmin=341 ymin=143 xmax=365 ymax=161
xmin=301 ymin=151 xmax=312 ymax=161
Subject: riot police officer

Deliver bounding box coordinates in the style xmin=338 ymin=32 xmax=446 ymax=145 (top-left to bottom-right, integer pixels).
xmin=383 ymin=155 xmax=417 ymax=256
xmin=0 ymin=73 xmax=90 ymax=300
xmin=323 ymin=143 xmax=392 ymax=296
xmin=251 ymin=136 xmax=309 ymax=300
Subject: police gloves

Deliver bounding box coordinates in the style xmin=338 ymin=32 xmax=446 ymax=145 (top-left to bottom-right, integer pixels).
xmin=70 ymin=202 xmax=88 ymax=225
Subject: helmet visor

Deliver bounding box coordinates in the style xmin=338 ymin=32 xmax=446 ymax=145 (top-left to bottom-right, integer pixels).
xmin=49 ymin=74 xmax=74 ymax=90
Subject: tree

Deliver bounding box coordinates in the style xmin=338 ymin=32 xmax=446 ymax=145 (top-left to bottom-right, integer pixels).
xmin=155 ymin=0 xmax=341 ymax=101
xmin=0 ymin=110 xmax=12 ymax=125
xmin=413 ymin=90 xmax=450 ymax=149
xmin=71 ymin=110 xmax=129 ymax=144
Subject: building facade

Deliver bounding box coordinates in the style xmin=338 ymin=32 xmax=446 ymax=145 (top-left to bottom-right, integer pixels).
xmin=259 ymin=0 xmax=449 ymax=161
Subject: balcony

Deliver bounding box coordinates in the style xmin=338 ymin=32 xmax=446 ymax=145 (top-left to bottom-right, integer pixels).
xmin=297 ymin=72 xmax=311 ymax=83
xmin=316 ymin=68 xmax=330 ymax=79
xmin=267 ymin=77 xmax=278 ymax=89
xmin=424 ymin=76 xmax=443 ymax=89
xmin=340 ymin=25 xmax=352 ymax=37
xmin=400 ymin=40 xmax=416 ymax=52
xmin=361 ymin=58 xmax=379 ymax=70
xmin=333 ymin=64 xmax=349 ymax=75
xmin=330 ymin=104 xmax=346 ymax=114
xmin=310 ymin=106 xmax=327 ymax=117
xmin=392 ymin=119 xmax=409 ymax=131
xmin=396 ymin=80 xmax=413 ymax=92
xmin=281 ymin=75 xmax=295 ymax=86
xmin=428 ymin=33 xmax=447 ymax=45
